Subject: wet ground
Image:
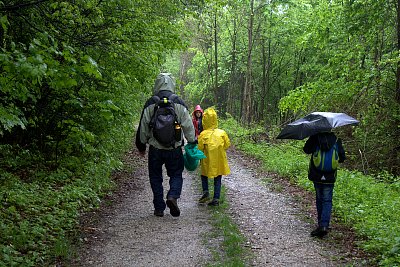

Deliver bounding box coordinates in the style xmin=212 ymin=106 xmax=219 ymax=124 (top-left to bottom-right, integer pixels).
xmin=69 ymin=147 xmax=370 ymax=266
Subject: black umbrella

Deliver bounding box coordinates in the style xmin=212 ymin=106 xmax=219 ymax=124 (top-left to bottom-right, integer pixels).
xmin=276 ymin=112 xmax=359 ymax=140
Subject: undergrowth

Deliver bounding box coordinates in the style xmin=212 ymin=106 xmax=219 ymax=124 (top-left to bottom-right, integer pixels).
xmin=0 ymin=132 xmax=130 ymax=266
xmin=0 ymin=160 xmax=118 ymax=266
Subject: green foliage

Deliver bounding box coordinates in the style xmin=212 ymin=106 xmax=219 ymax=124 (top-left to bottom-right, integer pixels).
xmin=275 ymin=0 xmax=400 ymax=175
xmin=0 ymin=160 xmax=114 ymax=266
xmin=227 ymin=120 xmax=400 ymax=266
xmin=0 ymin=0 xmax=191 ymax=164
xmin=185 ymin=47 xmax=214 ymax=104
xmin=182 ymin=0 xmax=400 ymax=175
xmin=0 ymin=0 xmax=203 ymax=265
xmin=210 ymin=210 xmax=249 ymax=266
xmin=335 ymin=171 xmax=400 ymax=266
xmin=220 ymin=113 xmax=266 ymax=144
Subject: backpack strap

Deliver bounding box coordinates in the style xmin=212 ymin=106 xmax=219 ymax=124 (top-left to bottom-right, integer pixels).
xmin=168 ymin=93 xmax=178 ymax=103
xmin=149 ymin=95 xmax=160 ymax=129
xmin=168 ymin=94 xmax=179 ymax=123
xmin=151 ymin=95 xmax=161 ymax=105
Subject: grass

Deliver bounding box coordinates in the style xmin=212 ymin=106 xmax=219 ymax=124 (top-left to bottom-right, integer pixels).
xmin=195 ymin=178 xmax=253 ymax=267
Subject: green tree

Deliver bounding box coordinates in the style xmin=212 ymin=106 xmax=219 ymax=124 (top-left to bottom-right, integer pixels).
xmin=183 ymin=0 xmax=400 ymax=175
xmin=0 ymin=0 xmax=193 ymax=169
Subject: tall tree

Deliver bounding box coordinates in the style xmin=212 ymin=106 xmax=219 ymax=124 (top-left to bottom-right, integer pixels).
xmin=241 ymin=0 xmax=254 ymax=123
xmin=214 ymin=8 xmax=219 ymax=105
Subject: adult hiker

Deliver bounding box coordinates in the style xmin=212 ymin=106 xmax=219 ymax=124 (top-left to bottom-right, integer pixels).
xmin=303 ymin=132 xmax=346 ymax=237
xmin=136 ymin=73 xmax=196 ymax=217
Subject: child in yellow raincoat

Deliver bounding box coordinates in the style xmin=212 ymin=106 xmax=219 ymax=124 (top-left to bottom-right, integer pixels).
xmin=197 ymin=108 xmax=230 ymax=206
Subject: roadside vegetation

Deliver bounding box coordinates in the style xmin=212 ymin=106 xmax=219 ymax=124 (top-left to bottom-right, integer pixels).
xmin=0 ymin=158 xmax=119 ymax=266
xmin=0 ymin=1 xmax=196 ymax=266
xmin=220 ymin=117 xmax=400 ymax=267
xmin=200 ymin=186 xmax=253 ymax=267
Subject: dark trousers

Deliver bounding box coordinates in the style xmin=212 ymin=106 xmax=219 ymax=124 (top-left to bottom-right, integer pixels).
xmin=201 ymin=175 xmax=222 ymax=200
xmin=313 ymin=182 xmax=334 ymax=227
xmin=148 ymin=146 xmax=184 ymax=211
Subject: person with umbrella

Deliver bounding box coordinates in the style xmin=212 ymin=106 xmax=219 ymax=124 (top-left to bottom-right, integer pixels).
xmin=277 ymin=112 xmax=359 ymax=237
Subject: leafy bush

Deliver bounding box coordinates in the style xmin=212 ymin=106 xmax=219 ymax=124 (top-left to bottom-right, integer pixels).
xmin=0 ymin=158 xmax=116 ymax=266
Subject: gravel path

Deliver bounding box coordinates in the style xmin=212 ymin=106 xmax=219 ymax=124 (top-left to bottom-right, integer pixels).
xmin=69 ymin=147 xmax=367 ymax=266
xmin=71 ymin=149 xmax=214 ymax=266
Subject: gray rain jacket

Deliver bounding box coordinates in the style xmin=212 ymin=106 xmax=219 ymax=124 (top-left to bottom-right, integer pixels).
xmin=135 ymin=73 xmax=196 ymax=151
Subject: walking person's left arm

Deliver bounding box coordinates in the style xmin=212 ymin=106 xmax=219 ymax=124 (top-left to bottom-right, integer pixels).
xmin=136 ymin=108 xmax=147 ymax=154
xmin=176 ymin=104 xmax=196 ymax=143
xmin=223 ymin=131 xmax=231 ymax=150
xmin=337 ymin=138 xmax=346 ymax=163
xmin=303 ymin=135 xmax=317 ymax=154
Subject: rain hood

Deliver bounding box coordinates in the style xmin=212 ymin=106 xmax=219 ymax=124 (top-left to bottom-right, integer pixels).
xmin=194 ymin=105 xmax=203 ymax=113
xmin=153 ymin=73 xmax=176 ymax=94
xmin=202 ymin=108 xmax=218 ymax=130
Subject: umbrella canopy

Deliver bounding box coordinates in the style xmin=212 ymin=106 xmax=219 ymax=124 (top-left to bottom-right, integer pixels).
xmin=276 ymin=112 xmax=359 ymax=140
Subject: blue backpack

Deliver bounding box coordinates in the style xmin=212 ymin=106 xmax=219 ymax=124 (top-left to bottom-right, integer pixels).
xmin=312 ymin=140 xmax=339 ymax=172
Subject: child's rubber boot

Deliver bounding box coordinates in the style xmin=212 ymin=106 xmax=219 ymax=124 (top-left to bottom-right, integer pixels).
xmin=198 ymin=192 xmax=210 ymax=203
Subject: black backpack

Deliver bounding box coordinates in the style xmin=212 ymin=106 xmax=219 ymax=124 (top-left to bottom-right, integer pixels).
xmin=149 ymin=94 xmax=181 ymax=147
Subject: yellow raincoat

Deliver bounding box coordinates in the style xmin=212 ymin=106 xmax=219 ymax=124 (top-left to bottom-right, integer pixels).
xmin=198 ymin=108 xmax=231 ymax=178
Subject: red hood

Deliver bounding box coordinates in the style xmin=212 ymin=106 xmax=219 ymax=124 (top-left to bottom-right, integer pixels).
xmin=193 ymin=105 xmax=203 ymax=113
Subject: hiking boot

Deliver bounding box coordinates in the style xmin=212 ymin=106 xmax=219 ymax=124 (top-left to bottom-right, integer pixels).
xmin=166 ymin=197 xmax=180 ymax=217
xmin=154 ymin=210 xmax=164 ymax=217
xmin=310 ymin=226 xmax=329 ymax=238
xmin=198 ymin=192 xmax=210 ymax=203
xmin=208 ymin=199 xmax=220 ymax=206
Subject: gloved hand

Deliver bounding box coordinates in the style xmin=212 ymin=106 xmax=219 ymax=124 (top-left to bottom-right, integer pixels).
xmin=187 ymin=139 xmax=198 ymax=145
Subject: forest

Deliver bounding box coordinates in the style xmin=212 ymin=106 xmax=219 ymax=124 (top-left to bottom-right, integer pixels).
xmin=0 ymin=0 xmax=399 ymax=266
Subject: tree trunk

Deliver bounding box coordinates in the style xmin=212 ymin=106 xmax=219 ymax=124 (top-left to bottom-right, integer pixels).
xmin=179 ymin=51 xmax=194 ymax=99
xmin=260 ymin=42 xmax=266 ymax=121
xmin=214 ymin=10 xmax=219 ymax=106
xmin=228 ymin=18 xmax=238 ymax=116
xmin=241 ymin=0 xmax=254 ymax=124
xmin=394 ymin=0 xmax=400 ymax=175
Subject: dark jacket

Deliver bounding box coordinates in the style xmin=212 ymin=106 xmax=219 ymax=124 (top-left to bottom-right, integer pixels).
xmin=303 ymin=132 xmax=346 ymax=183
xmin=135 ymin=73 xmax=196 ymax=152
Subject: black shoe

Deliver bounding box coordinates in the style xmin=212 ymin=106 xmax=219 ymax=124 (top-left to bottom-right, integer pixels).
xmin=166 ymin=197 xmax=180 ymax=217
xmin=310 ymin=226 xmax=329 ymax=238
xmin=208 ymin=199 xmax=219 ymax=206
xmin=154 ymin=210 xmax=164 ymax=217
xmin=199 ymin=192 xmax=210 ymax=203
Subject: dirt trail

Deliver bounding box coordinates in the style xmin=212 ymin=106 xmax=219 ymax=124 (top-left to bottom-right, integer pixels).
xmin=70 ymin=150 xmax=214 ymax=266
xmin=70 ymin=147 xmax=366 ymax=266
